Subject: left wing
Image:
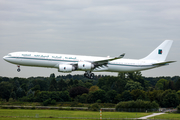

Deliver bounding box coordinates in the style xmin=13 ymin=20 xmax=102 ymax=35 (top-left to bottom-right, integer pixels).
xmin=93 ymin=53 xmax=125 ymax=67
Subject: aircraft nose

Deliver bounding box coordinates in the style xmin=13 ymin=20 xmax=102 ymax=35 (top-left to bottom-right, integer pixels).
xmin=3 ymin=56 xmax=7 ymax=61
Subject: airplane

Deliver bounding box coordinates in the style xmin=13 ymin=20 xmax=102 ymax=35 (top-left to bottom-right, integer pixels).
xmin=3 ymin=40 xmax=176 ymax=79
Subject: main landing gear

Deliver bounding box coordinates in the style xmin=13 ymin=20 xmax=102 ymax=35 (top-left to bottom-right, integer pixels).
xmin=84 ymin=71 xmax=94 ymax=79
xmin=17 ymin=65 xmax=21 ymax=72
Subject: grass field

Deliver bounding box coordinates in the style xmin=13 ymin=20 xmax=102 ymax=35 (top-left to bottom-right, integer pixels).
xmin=0 ymin=118 xmax=120 ymax=120
xmin=149 ymin=113 xmax=180 ymax=120
xmin=0 ymin=109 xmax=150 ymax=119
xmin=0 ymin=118 xmax=113 ymax=120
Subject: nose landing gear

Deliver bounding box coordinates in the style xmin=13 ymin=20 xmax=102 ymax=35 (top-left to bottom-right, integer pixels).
xmin=17 ymin=65 xmax=20 ymax=72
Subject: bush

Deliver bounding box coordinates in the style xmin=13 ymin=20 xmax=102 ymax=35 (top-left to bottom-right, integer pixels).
xmin=8 ymin=98 xmax=14 ymax=102
xmin=43 ymin=98 xmax=51 ymax=106
xmin=116 ymin=99 xmax=159 ymax=111
xmin=96 ymin=99 xmax=102 ymax=103
xmin=51 ymin=99 xmax=56 ymax=105
xmin=177 ymin=104 xmax=180 ymax=113
xmin=70 ymin=102 xmax=84 ymax=107
xmin=88 ymin=103 xmax=100 ymax=111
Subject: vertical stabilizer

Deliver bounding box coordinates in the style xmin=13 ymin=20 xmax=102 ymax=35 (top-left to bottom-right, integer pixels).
xmin=141 ymin=40 xmax=173 ymax=61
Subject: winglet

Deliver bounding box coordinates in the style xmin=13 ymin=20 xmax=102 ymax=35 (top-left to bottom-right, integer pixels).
xmin=119 ymin=53 xmax=125 ymax=58
xmin=114 ymin=53 xmax=125 ymax=59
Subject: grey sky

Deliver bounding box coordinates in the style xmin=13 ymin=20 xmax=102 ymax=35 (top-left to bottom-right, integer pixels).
xmin=0 ymin=0 xmax=179 ymax=78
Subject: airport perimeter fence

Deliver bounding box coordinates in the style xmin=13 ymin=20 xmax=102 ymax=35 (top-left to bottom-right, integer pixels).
xmin=116 ymin=108 xmax=159 ymax=112
xmin=0 ymin=105 xmax=159 ymax=112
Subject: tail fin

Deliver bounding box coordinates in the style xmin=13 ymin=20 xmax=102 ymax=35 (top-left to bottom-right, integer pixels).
xmin=141 ymin=40 xmax=173 ymax=61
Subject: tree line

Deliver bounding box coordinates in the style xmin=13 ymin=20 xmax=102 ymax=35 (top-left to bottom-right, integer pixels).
xmin=0 ymin=72 xmax=180 ymax=108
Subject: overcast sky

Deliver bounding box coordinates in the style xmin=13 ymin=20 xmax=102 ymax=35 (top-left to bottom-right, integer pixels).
xmin=0 ymin=0 xmax=179 ymax=78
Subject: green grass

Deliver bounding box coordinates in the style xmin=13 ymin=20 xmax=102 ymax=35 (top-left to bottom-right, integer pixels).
xmin=150 ymin=113 xmax=180 ymax=120
xmin=0 ymin=118 xmax=104 ymax=120
xmin=0 ymin=109 xmax=150 ymax=119
xmin=1 ymin=118 xmax=132 ymax=120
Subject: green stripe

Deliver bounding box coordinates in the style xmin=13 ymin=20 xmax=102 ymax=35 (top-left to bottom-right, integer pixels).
xmin=7 ymin=57 xmax=78 ymax=62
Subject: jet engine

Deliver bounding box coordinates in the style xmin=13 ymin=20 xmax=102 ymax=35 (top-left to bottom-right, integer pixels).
xmin=78 ymin=62 xmax=94 ymax=70
xmin=58 ymin=64 xmax=75 ymax=72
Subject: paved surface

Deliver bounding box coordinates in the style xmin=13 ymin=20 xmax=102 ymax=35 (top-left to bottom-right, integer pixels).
xmin=138 ymin=113 xmax=166 ymax=119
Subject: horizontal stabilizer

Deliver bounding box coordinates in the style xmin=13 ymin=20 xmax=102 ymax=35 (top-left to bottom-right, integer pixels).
xmin=153 ymin=61 xmax=176 ymax=65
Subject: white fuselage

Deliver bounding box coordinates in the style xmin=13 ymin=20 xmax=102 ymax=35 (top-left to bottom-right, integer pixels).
xmin=3 ymin=51 xmax=161 ymax=73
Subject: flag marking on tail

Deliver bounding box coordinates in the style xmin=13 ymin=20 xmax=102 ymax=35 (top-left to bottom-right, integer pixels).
xmin=158 ymin=49 xmax=162 ymax=54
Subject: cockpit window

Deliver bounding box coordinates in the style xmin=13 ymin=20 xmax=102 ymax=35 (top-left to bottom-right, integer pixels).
xmin=8 ymin=54 xmax=12 ymax=56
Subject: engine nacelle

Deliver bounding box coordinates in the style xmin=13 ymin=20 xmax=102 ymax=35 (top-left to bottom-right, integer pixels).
xmin=78 ymin=62 xmax=94 ymax=70
xmin=58 ymin=64 xmax=75 ymax=73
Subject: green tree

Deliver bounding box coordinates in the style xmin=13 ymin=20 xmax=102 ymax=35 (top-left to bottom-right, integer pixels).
xmin=162 ymin=92 xmax=179 ymax=107
xmin=21 ymin=83 xmax=27 ymax=91
xmin=49 ymin=78 xmax=57 ymax=91
xmin=162 ymin=90 xmax=179 ymax=107
xmin=114 ymin=94 xmax=122 ymax=103
xmin=74 ymin=80 xmax=79 ymax=86
xmin=125 ymin=80 xmax=143 ymax=91
xmin=87 ymin=90 xmax=107 ymax=103
xmin=57 ymin=79 xmax=67 ymax=91
xmin=69 ymin=86 xmax=89 ymax=98
xmin=121 ymin=90 xmax=132 ymax=101
xmin=0 ymin=82 xmax=12 ymax=101
xmin=49 ymin=85 xmax=56 ymax=91
xmin=10 ymin=91 xmax=16 ymax=100
xmin=130 ymin=89 xmax=148 ymax=101
xmin=106 ymin=90 xmax=117 ymax=103
xmin=177 ymin=90 xmax=180 ymax=100
xmin=59 ymin=91 xmax=71 ymax=102
xmin=155 ymin=79 xmax=168 ymax=90
xmin=31 ymin=85 xmax=40 ymax=91
xmin=35 ymin=91 xmax=50 ymax=102
xmin=75 ymin=93 xmax=88 ymax=103
xmin=112 ymin=78 xmax=127 ymax=94
xmin=147 ymin=90 xmax=163 ymax=102
xmin=27 ymin=89 xmax=34 ymax=97
xmin=68 ymin=79 xmax=74 ymax=86
xmin=84 ymin=82 xmax=93 ymax=89
xmin=16 ymin=87 xmax=26 ymax=98
xmin=89 ymin=85 xmax=99 ymax=92
xmin=175 ymin=79 xmax=180 ymax=91
xmin=50 ymin=73 xmax=55 ymax=79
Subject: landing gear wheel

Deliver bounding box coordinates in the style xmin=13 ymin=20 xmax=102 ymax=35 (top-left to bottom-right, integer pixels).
xmin=90 ymin=73 xmax=94 ymax=79
xmin=84 ymin=71 xmax=94 ymax=79
xmin=84 ymin=73 xmax=88 ymax=77
xmin=17 ymin=68 xmax=20 ymax=72
xmin=17 ymin=66 xmax=21 ymax=72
